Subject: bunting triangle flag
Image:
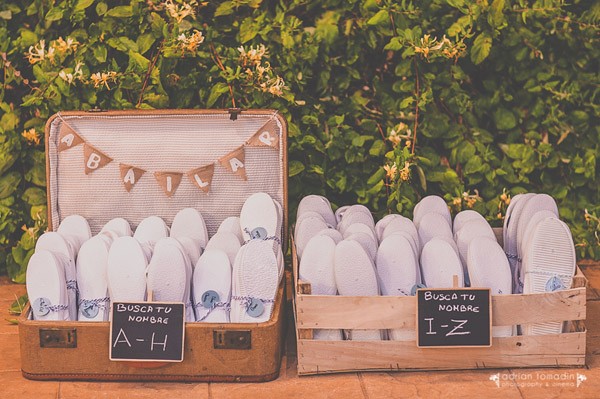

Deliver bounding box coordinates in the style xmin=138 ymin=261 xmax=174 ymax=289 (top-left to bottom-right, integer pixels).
xmin=246 ymin=119 xmax=279 ymax=150
xmin=83 ymin=143 xmax=113 ymax=175
xmin=58 ymin=123 xmax=85 ymax=152
xmin=219 ymin=146 xmax=247 ymax=181
xmin=154 ymin=172 xmax=183 ymax=198
xmin=187 ymin=164 xmax=215 ymax=194
xmin=119 ymin=164 xmax=146 ymax=192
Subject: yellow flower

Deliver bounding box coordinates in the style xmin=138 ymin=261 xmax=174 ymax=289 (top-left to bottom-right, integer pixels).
xmin=90 ymin=71 xmax=117 ymax=90
xmin=384 ymin=163 xmax=397 ymax=180
xmin=58 ymin=62 xmax=84 ymax=85
xmin=238 ymin=44 xmax=268 ymax=66
xmin=388 ymin=129 xmax=401 ymax=147
xmin=399 ymin=161 xmax=410 ymax=181
xmin=53 ymin=37 xmax=79 ymax=54
xmin=164 ymin=0 xmax=197 ymax=23
xmin=26 ymin=40 xmax=55 ymax=64
xmin=177 ymin=30 xmax=204 ymax=53
xmin=22 ymin=128 xmax=40 ymax=145
xmin=266 ymin=76 xmax=285 ymax=96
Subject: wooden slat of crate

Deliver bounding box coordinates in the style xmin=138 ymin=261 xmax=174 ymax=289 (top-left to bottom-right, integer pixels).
xmin=297 ymin=331 xmax=586 ymax=375
xmin=295 ymin=287 xmax=586 ymax=330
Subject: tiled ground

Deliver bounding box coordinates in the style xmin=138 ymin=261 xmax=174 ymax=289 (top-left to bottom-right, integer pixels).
xmin=1 ymin=263 xmax=599 ymax=399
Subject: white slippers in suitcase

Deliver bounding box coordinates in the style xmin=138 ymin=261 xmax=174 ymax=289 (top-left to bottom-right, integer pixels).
xmin=194 ymin=250 xmax=232 ymax=323
xmin=26 ymin=250 xmax=69 ymax=321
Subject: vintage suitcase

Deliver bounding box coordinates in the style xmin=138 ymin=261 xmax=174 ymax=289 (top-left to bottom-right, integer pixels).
xmin=19 ymin=109 xmax=288 ymax=382
xmin=293 ymin=229 xmax=587 ymax=375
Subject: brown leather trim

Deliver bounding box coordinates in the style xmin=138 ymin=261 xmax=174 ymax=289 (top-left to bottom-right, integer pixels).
xmin=21 ymin=368 xmax=281 ymax=383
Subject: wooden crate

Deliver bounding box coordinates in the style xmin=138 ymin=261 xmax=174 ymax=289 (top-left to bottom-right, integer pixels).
xmin=292 ymin=236 xmax=587 ymax=375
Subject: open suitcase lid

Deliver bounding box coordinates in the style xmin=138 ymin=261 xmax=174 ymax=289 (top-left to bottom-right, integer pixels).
xmin=45 ymin=109 xmax=288 ymax=242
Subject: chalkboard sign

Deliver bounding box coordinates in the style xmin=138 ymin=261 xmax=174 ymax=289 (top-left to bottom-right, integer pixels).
xmin=109 ymin=302 xmax=185 ymax=362
xmin=416 ymin=288 xmax=491 ymax=348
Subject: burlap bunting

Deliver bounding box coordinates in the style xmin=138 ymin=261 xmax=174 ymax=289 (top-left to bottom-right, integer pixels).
xmin=119 ymin=164 xmax=146 ymax=192
xmin=58 ymin=117 xmax=280 ymax=196
xmin=218 ymin=146 xmax=247 ymax=181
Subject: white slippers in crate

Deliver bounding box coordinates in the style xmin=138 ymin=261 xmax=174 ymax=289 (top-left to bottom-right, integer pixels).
xmin=334 ymin=240 xmax=381 ymax=340
xmin=521 ymin=217 xmax=576 ymax=335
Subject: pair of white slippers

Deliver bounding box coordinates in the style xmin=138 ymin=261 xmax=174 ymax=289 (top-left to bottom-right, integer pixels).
xmin=413 ymin=196 xmax=465 ymax=289
xmin=27 ymin=215 xmax=91 ymax=320
xmin=503 ymin=193 xmax=575 ymax=335
xmin=229 ymin=193 xmax=283 ymax=323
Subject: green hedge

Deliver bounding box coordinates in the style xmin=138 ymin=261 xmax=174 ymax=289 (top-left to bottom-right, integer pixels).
xmin=0 ymin=0 xmax=598 ymax=281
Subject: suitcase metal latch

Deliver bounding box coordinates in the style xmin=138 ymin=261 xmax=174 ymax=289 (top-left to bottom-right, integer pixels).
xmin=213 ymin=330 xmax=251 ymax=350
xmin=39 ymin=328 xmax=77 ymax=348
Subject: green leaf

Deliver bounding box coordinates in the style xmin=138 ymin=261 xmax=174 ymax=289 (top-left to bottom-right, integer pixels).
xmin=106 ymin=5 xmax=133 ymax=18
xmin=240 ymin=18 xmax=258 ymax=43
xmin=22 ymin=187 xmax=46 ymax=206
xmin=367 ymin=167 xmax=385 ymax=185
xmin=471 ymin=32 xmax=492 ymax=65
xmin=206 ymin=82 xmax=229 ymax=107
xmin=215 ymin=1 xmax=234 ymax=17
xmin=367 ymin=9 xmax=389 ymax=26
xmin=490 ymin=0 xmax=505 ymax=26
xmin=0 ymin=172 xmax=21 ymax=199
xmin=45 ymin=7 xmax=64 ymax=21
xmin=493 ymin=108 xmax=517 ymax=130
xmin=96 ymin=2 xmax=107 ymax=15
xmin=315 ymin=11 xmax=340 ymax=45
xmin=288 ymin=160 xmax=305 ymax=177
xmin=75 ymin=0 xmax=95 ymax=11
xmin=136 ymin=33 xmax=155 ymax=55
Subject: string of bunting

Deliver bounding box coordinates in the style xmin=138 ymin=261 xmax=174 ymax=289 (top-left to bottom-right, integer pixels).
xmin=56 ymin=117 xmax=280 ymax=197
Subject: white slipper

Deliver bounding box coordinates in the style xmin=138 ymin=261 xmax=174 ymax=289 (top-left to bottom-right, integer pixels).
xmin=194 ymin=250 xmax=232 ymax=323
xmin=454 ymin=219 xmax=496 ymax=270
xmin=342 ymin=223 xmax=377 ymax=242
xmin=174 ymin=236 xmax=203 ymax=270
xmin=231 ymin=240 xmax=279 ymax=323
xmin=76 ymin=236 xmax=111 ymax=321
xmin=503 ymin=193 xmax=536 ymax=292
xmin=337 ymin=206 xmax=375 ymax=236
xmin=334 ymin=205 xmax=352 ymax=224
xmin=295 ymin=211 xmax=328 ymax=238
xmin=417 ymin=212 xmax=453 ymax=248
xmin=35 ymin=232 xmax=78 ymax=320
xmin=520 ymin=210 xmax=558 ymax=260
xmin=170 ymin=208 xmax=209 ymax=249
xmin=26 ymin=250 xmax=69 ymax=321
xmin=345 ymin=232 xmax=378 ymax=261
xmin=516 ymin=194 xmax=558 ymax=258
xmin=385 ymin=230 xmax=421 ymax=277
xmin=453 ymin=210 xmax=487 ymax=235
xmin=521 ymin=217 xmax=576 ymax=335
xmin=217 ymin=216 xmax=243 ymax=244
xmin=297 ymin=195 xmax=337 ymax=228
xmin=467 ymin=237 xmax=512 ymax=337
xmin=315 ymin=228 xmax=343 ymax=244
xmin=147 ymin=238 xmax=193 ymax=321
xmin=134 ymin=216 xmax=169 ymax=247
xmin=101 ymin=218 xmax=133 ymax=237
xmin=107 ymin=236 xmax=149 ymax=302
xmin=420 ymin=238 xmax=464 ymax=288
xmin=381 ymin=216 xmax=420 ymax=251
xmin=413 ymin=196 xmax=451 ymax=228
xmin=240 ymin=192 xmax=279 ymax=243
xmin=205 ymin=232 xmax=242 ymax=266
xmin=377 ymin=234 xmax=419 ymax=340
xmin=299 ymin=235 xmax=342 ymax=340
xmin=57 ymin=214 xmax=91 ymax=254
xmin=294 ymin=215 xmax=330 ymax=259
xmin=375 ymin=214 xmax=403 ymax=242
xmin=334 ymin=239 xmax=381 ymax=341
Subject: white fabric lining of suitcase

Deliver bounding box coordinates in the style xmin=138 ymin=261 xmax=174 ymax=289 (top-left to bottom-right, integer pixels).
xmin=48 ymin=113 xmax=285 ymax=236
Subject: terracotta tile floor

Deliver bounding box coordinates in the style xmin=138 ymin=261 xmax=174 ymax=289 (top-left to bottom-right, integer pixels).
xmin=1 ymin=263 xmax=599 ymax=399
